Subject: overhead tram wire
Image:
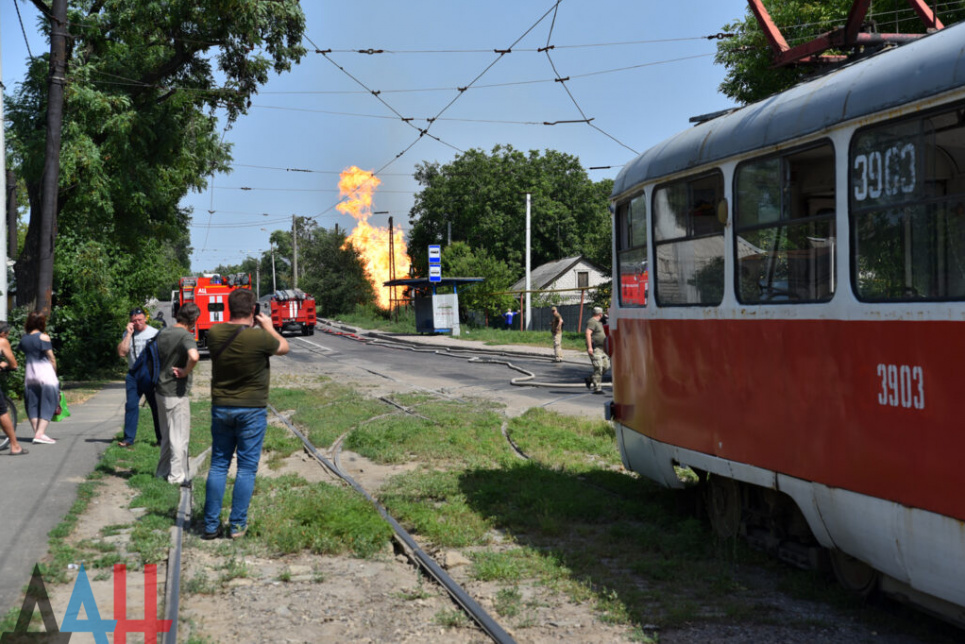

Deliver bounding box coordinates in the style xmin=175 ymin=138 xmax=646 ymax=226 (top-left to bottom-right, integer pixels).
xmin=14 ymin=0 xmax=35 ymax=59
xmin=217 ymin=186 xmax=415 ymax=194
xmin=232 ymin=163 xmax=410 ymax=176
xmin=250 ymin=103 xmax=547 ymax=126
xmin=538 ymin=2 xmax=637 ymax=155
xmin=319 ymin=33 xmax=734 ymax=54
xmin=301 ymin=0 xmax=565 ymax=181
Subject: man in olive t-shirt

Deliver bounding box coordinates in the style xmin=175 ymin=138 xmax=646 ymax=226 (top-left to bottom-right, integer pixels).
xmin=202 ymin=289 xmax=289 ymax=540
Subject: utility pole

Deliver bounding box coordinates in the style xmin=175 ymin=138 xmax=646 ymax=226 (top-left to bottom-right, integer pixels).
xmin=388 ymin=216 xmax=396 ymax=313
xmin=270 ymin=241 xmax=277 ymax=292
xmin=36 ymin=0 xmax=69 ymax=315
xmin=292 ymin=214 xmax=298 ymax=290
xmin=6 ymin=171 xmax=16 ymax=262
xmin=524 ymin=193 xmax=532 ymax=330
xmin=0 ymin=30 xmax=7 ymax=320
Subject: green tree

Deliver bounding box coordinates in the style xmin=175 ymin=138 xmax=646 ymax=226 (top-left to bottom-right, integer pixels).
xmin=4 ymin=0 xmax=306 ymax=373
xmin=299 ymin=228 xmax=376 ymax=317
xmin=407 ymin=145 xmax=612 ymax=280
xmin=440 ymin=242 xmax=516 ymax=319
xmin=715 ymin=1 xmax=965 ymax=104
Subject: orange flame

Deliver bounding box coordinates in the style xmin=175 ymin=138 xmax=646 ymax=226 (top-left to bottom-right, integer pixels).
xmin=337 ymin=166 xmax=410 ymax=309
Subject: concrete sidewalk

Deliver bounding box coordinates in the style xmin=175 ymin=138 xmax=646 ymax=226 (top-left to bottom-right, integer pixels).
xmin=0 ymin=383 xmax=127 ymax=614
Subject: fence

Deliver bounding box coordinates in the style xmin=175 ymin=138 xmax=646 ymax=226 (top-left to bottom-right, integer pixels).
xmin=466 ymin=302 xmax=594 ymax=332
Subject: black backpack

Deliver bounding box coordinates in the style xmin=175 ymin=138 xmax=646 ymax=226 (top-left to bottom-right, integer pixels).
xmin=129 ymin=334 xmax=161 ymax=394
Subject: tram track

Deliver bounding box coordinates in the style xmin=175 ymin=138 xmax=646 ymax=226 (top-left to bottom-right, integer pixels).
xmin=267 ymin=402 xmax=516 ymax=644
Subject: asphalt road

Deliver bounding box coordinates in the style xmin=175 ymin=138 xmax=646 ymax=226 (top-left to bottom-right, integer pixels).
xmin=285 ymin=327 xmax=610 ymax=420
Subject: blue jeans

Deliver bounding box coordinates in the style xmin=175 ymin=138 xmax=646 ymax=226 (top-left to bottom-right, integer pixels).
xmin=123 ymin=372 xmax=160 ymax=444
xmin=203 ymin=406 xmax=268 ymax=533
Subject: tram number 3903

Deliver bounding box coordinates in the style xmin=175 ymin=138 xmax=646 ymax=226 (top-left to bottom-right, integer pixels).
xmin=853 ymin=144 xmax=916 ymax=201
xmin=877 ymin=364 xmax=924 ymax=410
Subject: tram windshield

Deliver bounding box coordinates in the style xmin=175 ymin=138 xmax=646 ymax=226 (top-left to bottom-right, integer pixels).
xmin=851 ymin=104 xmax=965 ymax=301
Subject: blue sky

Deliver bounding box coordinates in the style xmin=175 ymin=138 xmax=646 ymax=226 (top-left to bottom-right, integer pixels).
xmin=2 ymin=0 xmax=749 ymax=271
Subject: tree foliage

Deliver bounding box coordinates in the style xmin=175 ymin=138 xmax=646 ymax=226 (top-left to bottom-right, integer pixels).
xmin=715 ymin=1 xmax=965 ymax=104
xmin=3 ymin=0 xmax=306 ymax=373
xmin=299 ymin=228 xmax=376 ymax=317
xmin=440 ymin=242 xmax=516 ymax=318
xmin=407 ymin=145 xmax=612 ymax=280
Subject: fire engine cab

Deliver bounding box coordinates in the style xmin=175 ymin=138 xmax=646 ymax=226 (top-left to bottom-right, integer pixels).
xmin=174 ymin=273 xmax=252 ymax=348
xmin=269 ymin=289 xmax=316 ymax=336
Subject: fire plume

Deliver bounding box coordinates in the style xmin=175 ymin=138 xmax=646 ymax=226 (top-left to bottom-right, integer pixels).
xmin=337 ymin=166 xmax=410 ymax=309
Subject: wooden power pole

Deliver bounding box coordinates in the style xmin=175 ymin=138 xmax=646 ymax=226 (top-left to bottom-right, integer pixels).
xmin=36 ymin=0 xmax=69 ymax=314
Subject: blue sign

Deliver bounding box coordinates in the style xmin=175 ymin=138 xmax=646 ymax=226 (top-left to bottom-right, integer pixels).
xmin=428 ymin=245 xmax=441 ymax=265
xmin=429 ymin=265 xmax=442 ymax=283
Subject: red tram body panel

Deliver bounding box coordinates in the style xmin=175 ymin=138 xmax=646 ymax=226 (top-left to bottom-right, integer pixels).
xmin=607 ymin=22 xmax=965 ymax=624
xmin=611 ymin=318 xmax=960 ymax=521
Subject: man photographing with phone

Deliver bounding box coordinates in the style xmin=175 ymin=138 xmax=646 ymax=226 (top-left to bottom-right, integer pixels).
xmin=202 ymin=288 xmax=289 ymax=540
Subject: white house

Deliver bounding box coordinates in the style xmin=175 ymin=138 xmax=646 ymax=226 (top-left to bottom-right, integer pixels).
xmin=510 ymin=256 xmax=608 ymax=304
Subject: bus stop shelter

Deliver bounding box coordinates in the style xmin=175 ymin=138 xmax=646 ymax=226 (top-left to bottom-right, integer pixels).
xmin=383 ymin=277 xmax=484 ymax=336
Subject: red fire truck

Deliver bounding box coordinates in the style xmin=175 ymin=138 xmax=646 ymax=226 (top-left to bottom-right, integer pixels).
xmin=174 ymin=273 xmax=252 ymax=347
xmin=269 ymin=288 xmax=316 ymax=336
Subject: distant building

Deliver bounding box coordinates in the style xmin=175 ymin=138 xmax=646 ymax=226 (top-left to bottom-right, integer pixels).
xmin=510 ymin=256 xmax=608 ymax=304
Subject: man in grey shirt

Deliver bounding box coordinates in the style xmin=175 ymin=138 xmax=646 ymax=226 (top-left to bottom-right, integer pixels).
xmin=117 ymin=307 xmax=160 ymax=446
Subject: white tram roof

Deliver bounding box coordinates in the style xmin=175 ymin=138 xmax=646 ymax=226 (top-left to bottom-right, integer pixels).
xmin=612 ymin=21 xmax=965 ymax=198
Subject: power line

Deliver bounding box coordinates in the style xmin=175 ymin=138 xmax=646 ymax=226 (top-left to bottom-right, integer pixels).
xmin=218 ymin=185 xmax=415 ymax=194
xmin=232 ymin=163 xmax=411 ymax=176
xmin=14 ymin=0 xmax=35 ymax=59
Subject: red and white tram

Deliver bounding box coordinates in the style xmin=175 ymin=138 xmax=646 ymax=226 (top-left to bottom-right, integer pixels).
xmin=608 ymin=21 xmax=965 ymax=623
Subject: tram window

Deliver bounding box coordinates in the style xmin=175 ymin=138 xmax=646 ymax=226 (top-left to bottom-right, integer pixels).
xmin=616 ymin=193 xmax=649 ymax=307
xmin=851 ymin=104 xmax=965 ymax=301
xmin=735 ymin=143 xmax=836 ymax=304
xmin=653 ymin=172 xmax=725 ymax=306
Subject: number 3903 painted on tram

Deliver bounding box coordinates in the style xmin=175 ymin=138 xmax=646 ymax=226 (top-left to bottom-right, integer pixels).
xmin=876 ymin=364 xmax=924 ymax=409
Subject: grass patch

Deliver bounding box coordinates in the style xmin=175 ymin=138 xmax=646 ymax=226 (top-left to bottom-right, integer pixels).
xmin=507 ymin=407 xmax=620 ymax=471
xmin=472 ymin=548 xmax=570 ymax=585
xmin=270 ymin=386 xmax=387 ymax=448
xmin=241 ymin=474 xmax=393 ymax=557
xmin=433 ymin=609 xmax=470 ymax=629
xmin=379 ymin=470 xmax=493 ymax=547
xmin=184 ymin=570 xmax=218 ymax=595
xmin=348 ymin=400 xmax=510 ymax=467
xmin=493 ymin=586 xmax=523 ymax=618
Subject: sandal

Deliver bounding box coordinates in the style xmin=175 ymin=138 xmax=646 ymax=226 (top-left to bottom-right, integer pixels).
xmin=32 ymin=435 xmax=56 ymax=445
xmin=10 ymin=447 xmax=28 ymax=455
xmin=116 ymin=441 xmax=133 ymax=448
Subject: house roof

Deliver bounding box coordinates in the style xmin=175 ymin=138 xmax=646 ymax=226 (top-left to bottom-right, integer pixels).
xmin=510 ymin=256 xmax=604 ymax=291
